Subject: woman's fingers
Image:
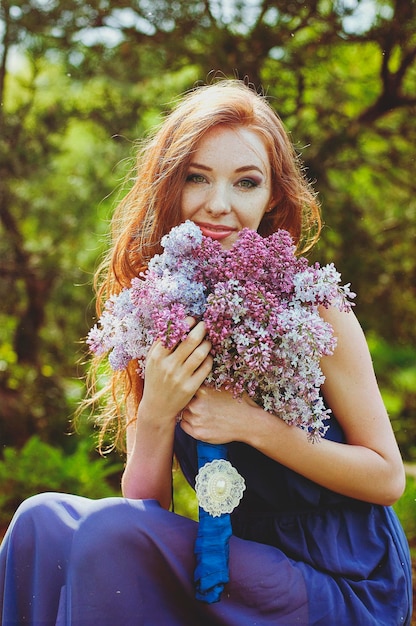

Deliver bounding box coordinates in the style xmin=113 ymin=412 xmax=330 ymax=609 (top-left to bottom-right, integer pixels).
xmin=147 ymin=318 xmax=203 ymax=359
xmin=143 ymin=319 xmax=213 ymax=419
xmin=163 ymin=320 xmax=212 ymax=374
xmin=174 ymin=320 xmax=208 ymax=355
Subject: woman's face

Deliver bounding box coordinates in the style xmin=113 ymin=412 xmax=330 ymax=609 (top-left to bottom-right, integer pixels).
xmin=180 ymin=125 xmax=273 ymax=249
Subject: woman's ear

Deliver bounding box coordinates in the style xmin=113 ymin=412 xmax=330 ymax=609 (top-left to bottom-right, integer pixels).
xmin=265 ymin=198 xmax=276 ymax=213
xmin=266 ymin=189 xmax=282 ymax=213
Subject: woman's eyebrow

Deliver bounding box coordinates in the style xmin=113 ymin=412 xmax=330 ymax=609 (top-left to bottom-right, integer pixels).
xmin=188 ymin=162 xmax=264 ymax=174
xmin=188 ymin=162 xmax=212 ymax=171
xmin=235 ymin=165 xmax=264 ymax=174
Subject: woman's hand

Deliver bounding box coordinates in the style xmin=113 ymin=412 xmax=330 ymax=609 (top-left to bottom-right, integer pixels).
xmin=180 ymin=386 xmax=258 ymax=444
xmin=139 ymin=319 xmax=213 ymax=425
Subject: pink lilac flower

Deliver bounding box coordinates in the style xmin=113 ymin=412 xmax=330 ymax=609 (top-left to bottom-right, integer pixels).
xmin=87 ymin=220 xmax=355 ymax=439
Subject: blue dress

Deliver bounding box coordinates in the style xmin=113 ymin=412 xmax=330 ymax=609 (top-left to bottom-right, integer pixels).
xmin=0 ymin=418 xmax=412 ymax=625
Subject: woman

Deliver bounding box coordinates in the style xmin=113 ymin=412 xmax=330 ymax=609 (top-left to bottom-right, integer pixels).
xmin=0 ymin=80 xmax=412 ymax=625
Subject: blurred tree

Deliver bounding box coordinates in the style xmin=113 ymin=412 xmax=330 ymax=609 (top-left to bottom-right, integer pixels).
xmin=0 ymin=59 xmax=124 ymax=446
xmin=0 ymin=0 xmax=415 ymax=454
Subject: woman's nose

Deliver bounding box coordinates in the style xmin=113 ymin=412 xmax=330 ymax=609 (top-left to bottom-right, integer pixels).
xmin=206 ymin=185 xmax=231 ymax=215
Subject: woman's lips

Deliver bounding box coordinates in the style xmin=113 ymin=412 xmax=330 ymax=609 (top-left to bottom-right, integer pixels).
xmin=196 ymin=222 xmax=236 ymax=241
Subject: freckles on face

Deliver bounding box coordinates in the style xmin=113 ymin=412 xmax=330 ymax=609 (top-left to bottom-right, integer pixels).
xmin=180 ymin=126 xmax=273 ymax=248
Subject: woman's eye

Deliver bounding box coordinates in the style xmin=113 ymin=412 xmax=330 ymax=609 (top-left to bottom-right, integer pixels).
xmin=238 ymin=178 xmax=258 ymax=189
xmin=186 ymin=173 xmax=206 ymax=184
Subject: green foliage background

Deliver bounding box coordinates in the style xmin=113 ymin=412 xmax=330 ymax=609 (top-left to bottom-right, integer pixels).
xmin=0 ymin=1 xmax=415 ymax=581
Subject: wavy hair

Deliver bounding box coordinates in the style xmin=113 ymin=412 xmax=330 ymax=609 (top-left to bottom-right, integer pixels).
xmin=84 ymin=79 xmax=322 ymax=451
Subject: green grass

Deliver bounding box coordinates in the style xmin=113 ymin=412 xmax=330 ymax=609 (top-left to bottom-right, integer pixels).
xmin=172 ymin=467 xmax=198 ymax=520
xmin=394 ymin=475 xmax=416 ymax=557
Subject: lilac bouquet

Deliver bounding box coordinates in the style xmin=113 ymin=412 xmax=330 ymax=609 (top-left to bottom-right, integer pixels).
xmin=88 ymin=220 xmax=355 ymax=441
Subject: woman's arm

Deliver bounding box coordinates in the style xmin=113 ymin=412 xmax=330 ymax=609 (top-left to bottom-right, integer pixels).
xmin=181 ymin=307 xmax=405 ymax=506
xmin=121 ymin=320 xmax=212 ymax=508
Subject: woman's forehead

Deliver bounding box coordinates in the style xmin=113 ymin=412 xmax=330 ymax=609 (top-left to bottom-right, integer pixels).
xmin=192 ymin=125 xmax=271 ymax=166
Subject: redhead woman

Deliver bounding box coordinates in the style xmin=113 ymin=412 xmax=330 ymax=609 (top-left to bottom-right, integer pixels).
xmin=0 ymin=80 xmax=412 ymax=625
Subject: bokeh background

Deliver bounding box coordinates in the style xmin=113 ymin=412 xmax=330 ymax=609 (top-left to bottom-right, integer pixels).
xmin=1 ymin=0 xmax=415 ymax=614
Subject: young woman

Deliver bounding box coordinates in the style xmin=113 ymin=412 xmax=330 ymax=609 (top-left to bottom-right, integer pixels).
xmin=0 ymin=80 xmax=412 ymax=625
